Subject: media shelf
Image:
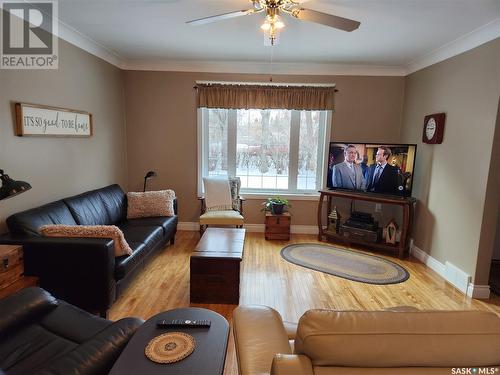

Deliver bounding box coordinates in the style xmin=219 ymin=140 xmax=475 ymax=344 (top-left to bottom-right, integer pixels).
xmin=317 ymin=190 xmax=416 ymax=259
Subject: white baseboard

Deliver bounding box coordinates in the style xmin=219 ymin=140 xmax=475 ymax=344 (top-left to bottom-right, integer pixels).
xmin=410 ymin=242 xmax=490 ymax=299
xmin=444 ymin=261 xmax=471 ymax=293
xmin=177 ymin=222 xmax=199 ymax=231
xmin=178 ymin=222 xmax=318 ymax=234
xmin=410 ymin=244 xmax=445 ymax=276
xmin=466 ymin=283 xmax=491 ymax=299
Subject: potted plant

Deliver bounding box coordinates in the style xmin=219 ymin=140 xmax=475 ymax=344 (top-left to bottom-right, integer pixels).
xmin=262 ymin=196 xmax=291 ymax=215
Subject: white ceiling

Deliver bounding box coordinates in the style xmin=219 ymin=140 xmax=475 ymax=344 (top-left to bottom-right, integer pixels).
xmin=56 ymin=0 xmax=500 ymax=74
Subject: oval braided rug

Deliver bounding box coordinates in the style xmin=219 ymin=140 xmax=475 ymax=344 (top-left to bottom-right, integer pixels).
xmin=281 ymin=243 xmax=409 ymax=285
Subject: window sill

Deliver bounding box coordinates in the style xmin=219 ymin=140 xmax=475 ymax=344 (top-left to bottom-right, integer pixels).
xmin=240 ymin=192 xmax=320 ymax=201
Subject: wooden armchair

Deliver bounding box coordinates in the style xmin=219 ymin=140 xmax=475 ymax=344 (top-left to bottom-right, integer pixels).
xmin=198 ymin=177 xmax=245 ymax=235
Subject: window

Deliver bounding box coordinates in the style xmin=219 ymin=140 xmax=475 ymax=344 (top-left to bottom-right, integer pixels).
xmin=198 ymin=107 xmax=331 ymax=195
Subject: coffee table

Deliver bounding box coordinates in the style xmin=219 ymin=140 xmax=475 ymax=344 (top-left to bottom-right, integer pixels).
xmin=190 ymin=228 xmax=245 ymax=304
xmin=109 ymin=307 xmax=229 ymax=375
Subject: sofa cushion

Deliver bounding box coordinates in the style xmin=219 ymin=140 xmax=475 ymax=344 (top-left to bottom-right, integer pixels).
xmin=64 ymin=185 xmax=126 ymax=226
xmin=114 ymin=242 xmax=147 ymax=280
xmin=6 ymin=200 xmax=77 ymax=236
xmin=40 ymin=224 xmax=132 ymax=257
xmin=97 ymin=185 xmax=127 ymax=224
xmin=118 ymin=225 xmax=164 ymax=249
xmin=124 ymin=216 xmax=178 ymax=237
xmin=126 ymin=190 xmax=175 ymax=219
xmin=294 ymin=309 xmax=500 ymax=367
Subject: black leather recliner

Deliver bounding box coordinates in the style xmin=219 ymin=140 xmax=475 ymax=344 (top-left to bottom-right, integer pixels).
xmin=0 ymin=184 xmax=178 ymax=316
xmin=0 ymin=287 xmax=143 ymax=375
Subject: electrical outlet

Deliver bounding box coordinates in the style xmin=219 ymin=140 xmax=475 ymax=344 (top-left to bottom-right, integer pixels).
xmin=375 ymin=204 xmax=382 ymax=212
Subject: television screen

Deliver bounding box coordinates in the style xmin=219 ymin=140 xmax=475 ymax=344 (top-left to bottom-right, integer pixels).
xmin=327 ymin=142 xmax=417 ymax=197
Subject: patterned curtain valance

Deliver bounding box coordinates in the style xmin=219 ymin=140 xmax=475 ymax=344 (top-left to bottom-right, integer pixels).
xmin=196 ymin=83 xmax=335 ymax=111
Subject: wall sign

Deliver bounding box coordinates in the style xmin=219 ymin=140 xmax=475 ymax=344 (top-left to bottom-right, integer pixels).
xmin=15 ymin=103 xmax=93 ymax=137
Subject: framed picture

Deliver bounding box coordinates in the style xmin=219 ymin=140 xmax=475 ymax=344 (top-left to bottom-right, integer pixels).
xmin=15 ymin=103 xmax=93 ymax=137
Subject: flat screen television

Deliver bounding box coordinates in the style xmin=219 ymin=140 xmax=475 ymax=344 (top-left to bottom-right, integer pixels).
xmin=327 ymin=142 xmax=417 ymax=197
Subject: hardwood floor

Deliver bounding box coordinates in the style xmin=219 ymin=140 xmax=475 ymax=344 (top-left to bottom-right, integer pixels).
xmin=109 ymin=231 xmax=500 ymax=375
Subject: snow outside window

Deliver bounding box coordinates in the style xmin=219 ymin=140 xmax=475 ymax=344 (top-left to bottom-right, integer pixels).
xmin=198 ymin=107 xmax=330 ymax=195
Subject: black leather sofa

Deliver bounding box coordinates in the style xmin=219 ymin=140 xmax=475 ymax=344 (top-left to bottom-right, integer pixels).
xmin=0 ymin=184 xmax=178 ymax=316
xmin=0 ymin=287 xmax=143 ymax=375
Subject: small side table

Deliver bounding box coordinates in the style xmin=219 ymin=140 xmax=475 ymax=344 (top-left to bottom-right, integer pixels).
xmin=109 ymin=307 xmax=229 ymax=375
xmin=265 ymin=212 xmax=291 ymax=240
xmin=0 ymin=244 xmax=38 ymax=299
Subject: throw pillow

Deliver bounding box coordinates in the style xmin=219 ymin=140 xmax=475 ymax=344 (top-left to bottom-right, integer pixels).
xmin=127 ymin=189 xmax=175 ymax=219
xmin=229 ymin=177 xmax=241 ymax=211
xmin=39 ymin=224 xmax=132 ymax=257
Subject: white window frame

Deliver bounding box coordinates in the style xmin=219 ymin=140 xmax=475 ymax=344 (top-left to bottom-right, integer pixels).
xmin=197 ymin=108 xmax=332 ymax=197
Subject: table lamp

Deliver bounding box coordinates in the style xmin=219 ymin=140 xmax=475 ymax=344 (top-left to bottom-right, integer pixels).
xmin=0 ymin=169 xmax=31 ymax=200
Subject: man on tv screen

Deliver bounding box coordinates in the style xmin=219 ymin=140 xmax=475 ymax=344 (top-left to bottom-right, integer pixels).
xmin=366 ymin=146 xmax=402 ymax=195
xmin=331 ymin=144 xmax=366 ymax=190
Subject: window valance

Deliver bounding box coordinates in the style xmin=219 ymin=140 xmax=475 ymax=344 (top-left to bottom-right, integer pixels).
xmin=195 ymin=83 xmax=335 ymax=111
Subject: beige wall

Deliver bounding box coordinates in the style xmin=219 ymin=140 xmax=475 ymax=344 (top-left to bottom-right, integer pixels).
xmin=401 ymin=38 xmax=500 ymax=281
xmin=476 ymin=97 xmax=500 ymax=280
xmin=124 ymin=71 xmax=404 ymax=224
xmin=0 ymin=39 xmax=127 ymax=233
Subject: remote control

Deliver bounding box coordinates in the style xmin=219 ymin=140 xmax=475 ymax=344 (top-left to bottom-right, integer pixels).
xmin=156 ymin=319 xmax=211 ymax=328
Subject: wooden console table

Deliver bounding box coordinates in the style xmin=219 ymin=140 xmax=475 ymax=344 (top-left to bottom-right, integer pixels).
xmin=317 ymin=190 xmax=416 ymax=258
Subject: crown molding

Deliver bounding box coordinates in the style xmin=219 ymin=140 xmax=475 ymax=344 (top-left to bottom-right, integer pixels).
xmin=121 ymin=59 xmax=407 ymax=76
xmin=53 ymin=17 xmax=499 ymax=77
xmin=404 ymin=17 xmax=500 ymax=75
xmin=56 ymin=19 xmax=125 ymax=69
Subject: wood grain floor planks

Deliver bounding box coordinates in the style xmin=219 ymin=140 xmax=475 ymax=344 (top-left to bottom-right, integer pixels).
xmin=109 ymin=231 xmax=500 ymax=375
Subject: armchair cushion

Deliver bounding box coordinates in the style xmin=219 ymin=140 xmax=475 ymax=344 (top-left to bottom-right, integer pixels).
xmin=199 ymin=210 xmax=244 ymax=225
xmin=0 ymin=287 xmax=142 ymax=375
xmin=294 ymin=309 xmax=500 ymax=367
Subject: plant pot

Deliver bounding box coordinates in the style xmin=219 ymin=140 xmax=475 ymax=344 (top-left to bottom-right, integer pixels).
xmin=271 ymin=203 xmax=285 ymax=215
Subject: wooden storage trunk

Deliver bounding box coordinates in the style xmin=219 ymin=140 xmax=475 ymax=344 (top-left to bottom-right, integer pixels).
xmin=0 ymin=245 xmax=24 ymax=289
xmin=265 ymin=212 xmax=291 ymax=240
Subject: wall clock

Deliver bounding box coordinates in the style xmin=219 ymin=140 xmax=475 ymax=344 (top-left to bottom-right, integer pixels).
xmin=422 ymin=113 xmax=446 ymax=144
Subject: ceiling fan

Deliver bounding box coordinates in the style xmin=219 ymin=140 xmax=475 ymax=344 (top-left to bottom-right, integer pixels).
xmin=186 ymin=0 xmax=360 ymax=46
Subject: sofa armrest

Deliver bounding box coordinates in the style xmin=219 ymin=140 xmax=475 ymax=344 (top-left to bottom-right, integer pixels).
xmin=0 ymin=287 xmax=57 ymax=335
xmin=233 ymin=305 xmax=292 ymax=375
xmin=271 ymin=354 xmax=313 ymax=375
xmin=22 ymin=237 xmax=116 ymax=313
xmin=173 ymin=197 xmax=178 ymax=215
xmin=35 ymin=317 xmax=143 ymax=375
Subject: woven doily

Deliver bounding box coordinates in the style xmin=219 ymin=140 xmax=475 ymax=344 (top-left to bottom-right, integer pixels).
xmin=145 ymin=332 xmax=196 ymax=364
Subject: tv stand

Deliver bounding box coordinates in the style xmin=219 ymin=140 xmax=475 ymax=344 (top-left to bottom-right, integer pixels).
xmin=317 ymin=190 xmax=416 ymax=258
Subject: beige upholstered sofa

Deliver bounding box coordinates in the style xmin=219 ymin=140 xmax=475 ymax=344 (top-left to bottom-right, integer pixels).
xmin=233 ymin=305 xmax=500 ymax=375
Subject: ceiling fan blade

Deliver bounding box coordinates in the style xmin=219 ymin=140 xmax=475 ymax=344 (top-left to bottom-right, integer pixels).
xmin=290 ymin=8 xmax=360 ymax=32
xmin=186 ymin=8 xmax=260 ymax=26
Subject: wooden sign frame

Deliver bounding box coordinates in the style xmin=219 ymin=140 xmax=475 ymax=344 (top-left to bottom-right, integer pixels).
xmin=15 ymin=103 xmax=93 ymax=137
